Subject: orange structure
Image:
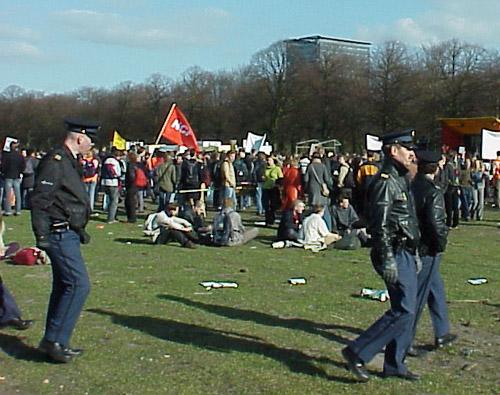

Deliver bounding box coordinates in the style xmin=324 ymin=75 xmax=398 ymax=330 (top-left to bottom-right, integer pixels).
xmin=439 ymin=116 xmax=500 ymax=149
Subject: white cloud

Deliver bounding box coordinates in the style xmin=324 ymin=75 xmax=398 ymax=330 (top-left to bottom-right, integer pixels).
xmin=0 ymin=23 xmax=42 ymax=61
xmin=0 ymin=41 xmax=42 ymax=60
xmin=0 ymin=23 xmax=39 ymax=41
xmin=52 ymin=8 xmax=231 ymax=49
xmin=356 ymin=0 xmax=500 ymax=47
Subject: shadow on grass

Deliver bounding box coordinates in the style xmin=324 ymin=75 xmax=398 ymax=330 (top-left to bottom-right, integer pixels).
xmin=457 ymin=221 xmax=498 ymax=228
xmin=158 ymin=294 xmax=362 ymax=344
xmin=87 ymin=308 xmax=359 ymax=383
xmin=0 ymin=333 xmax=47 ymax=362
xmin=114 ymin=237 xmax=152 ymax=245
xmin=253 ymin=234 xmax=277 ymax=246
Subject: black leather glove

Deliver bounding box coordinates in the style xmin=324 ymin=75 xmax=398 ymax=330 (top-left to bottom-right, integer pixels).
xmin=382 ymin=259 xmax=398 ymax=285
xmin=79 ymin=229 xmax=91 ymax=245
xmin=36 ymin=235 xmax=51 ymax=251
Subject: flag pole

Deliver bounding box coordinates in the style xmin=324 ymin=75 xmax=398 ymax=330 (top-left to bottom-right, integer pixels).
xmin=155 ymin=103 xmax=176 ymax=145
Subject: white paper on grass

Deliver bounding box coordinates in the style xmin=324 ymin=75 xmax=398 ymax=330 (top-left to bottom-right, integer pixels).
xmin=365 ymin=134 xmax=382 ymax=151
xmin=481 ymin=129 xmax=500 ymax=160
xmin=199 ymin=281 xmax=239 ymax=290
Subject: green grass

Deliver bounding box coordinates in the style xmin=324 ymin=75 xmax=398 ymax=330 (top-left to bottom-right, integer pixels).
xmin=0 ymin=207 xmax=499 ymax=395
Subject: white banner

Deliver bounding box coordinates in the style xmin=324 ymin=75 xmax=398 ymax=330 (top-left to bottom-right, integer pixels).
xmin=365 ymin=134 xmax=382 ymax=151
xmin=3 ymin=136 xmax=18 ymax=152
xmin=481 ymin=129 xmax=500 ymax=160
xmin=244 ymin=132 xmax=266 ymax=153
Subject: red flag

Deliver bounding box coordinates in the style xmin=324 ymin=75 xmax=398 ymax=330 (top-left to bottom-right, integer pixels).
xmin=158 ymin=104 xmax=200 ymax=151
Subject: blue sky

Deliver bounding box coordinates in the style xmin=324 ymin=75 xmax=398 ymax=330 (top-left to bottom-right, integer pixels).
xmin=0 ymin=0 xmax=498 ymax=93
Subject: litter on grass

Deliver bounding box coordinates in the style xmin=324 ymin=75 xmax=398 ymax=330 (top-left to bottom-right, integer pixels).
xmin=467 ymin=278 xmax=488 ymax=285
xmin=288 ymin=277 xmax=307 ymax=285
xmin=360 ymin=288 xmax=389 ymax=302
xmin=199 ymin=281 xmax=239 ymax=290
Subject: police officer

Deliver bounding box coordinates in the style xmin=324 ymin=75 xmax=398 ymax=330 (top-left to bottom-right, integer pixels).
xmin=342 ymin=130 xmax=421 ymax=381
xmin=31 ymin=118 xmax=99 ymax=363
xmin=0 ymin=280 xmax=33 ymax=330
xmin=410 ymin=150 xmax=456 ymax=354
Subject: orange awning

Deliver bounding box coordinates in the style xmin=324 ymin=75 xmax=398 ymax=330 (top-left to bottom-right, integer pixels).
xmin=438 ymin=117 xmax=500 ymax=135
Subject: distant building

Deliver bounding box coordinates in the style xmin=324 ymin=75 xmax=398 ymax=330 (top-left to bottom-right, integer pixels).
xmin=284 ymin=35 xmax=371 ymax=71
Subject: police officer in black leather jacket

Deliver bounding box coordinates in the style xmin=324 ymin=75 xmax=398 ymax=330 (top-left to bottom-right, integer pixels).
xmin=410 ymin=150 xmax=456 ymax=355
xmin=342 ymin=130 xmax=422 ymax=382
xmin=31 ymin=118 xmax=99 ymax=363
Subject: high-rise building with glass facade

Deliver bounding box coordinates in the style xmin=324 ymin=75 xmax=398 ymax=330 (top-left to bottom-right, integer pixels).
xmin=284 ymin=35 xmax=371 ymax=70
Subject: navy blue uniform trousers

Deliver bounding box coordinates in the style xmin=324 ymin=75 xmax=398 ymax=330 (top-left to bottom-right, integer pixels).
xmin=0 ymin=281 xmax=22 ymax=323
xmin=413 ymin=254 xmax=450 ymax=339
xmin=44 ymin=230 xmax=90 ymax=347
xmin=349 ymin=249 xmax=417 ymax=375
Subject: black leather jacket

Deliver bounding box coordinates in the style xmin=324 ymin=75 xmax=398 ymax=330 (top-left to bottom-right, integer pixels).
xmin=368 ymin=158 xmax=420 ymax=267
xmin=31 ymin=146 xmax=90 ymax=242
xmin=411 ymin=173 xmax=448 ymax=256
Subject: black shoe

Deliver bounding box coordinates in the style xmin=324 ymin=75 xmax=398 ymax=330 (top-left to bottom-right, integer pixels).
xmin=435 ymin=333 xmax=457 ymax=349
xmin=3 ymin=318 xmax=33 ymax=330
xmin=341 ymin=347 xmax=370 ymax=382
xmin=407 ymin=346 xmax=428 ymax=358
xmin=38 ymin=339 xmax=73 ymax=363
xmin=383 ymin=370 xmax=421 ymax=381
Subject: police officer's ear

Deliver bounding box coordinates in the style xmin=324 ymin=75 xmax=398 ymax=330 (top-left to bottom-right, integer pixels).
xmin=388 ymin=144 xmax=399 ymax=158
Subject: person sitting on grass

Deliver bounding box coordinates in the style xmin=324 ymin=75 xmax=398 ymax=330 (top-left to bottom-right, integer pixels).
xmin=180 ymin=199 xmax=212 ymax=244
xmin=302 ymin=204 xmax=341 ymax=250
xmin=272 ymin=199 xmax=305 ymax=249
xmin=212 ymin=198 xmax=259 ymax=247
xmin=331 ymin=195 xmax=370 ymax=245
xmin=153 ymin=203 xmax=197 ymax=249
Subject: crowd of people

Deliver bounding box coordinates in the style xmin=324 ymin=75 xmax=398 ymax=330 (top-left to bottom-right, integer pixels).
xmin=0 ymin=140 xmax=499 ymax=250
xmin=77 ymin=143 xmax=500 ymax=248
xmin=1 ymin=121 xmax=500 ymax=380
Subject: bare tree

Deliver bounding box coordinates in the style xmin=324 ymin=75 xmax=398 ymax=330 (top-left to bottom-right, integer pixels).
xmin=250 ymin=41 xmax=290 ymax=147
xmin=371 ymin=41 xmax=414 ymax=133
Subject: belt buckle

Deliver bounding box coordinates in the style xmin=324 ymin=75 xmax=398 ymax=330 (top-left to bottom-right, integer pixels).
xmin=51 ymin=222 xmax=69 ymax=232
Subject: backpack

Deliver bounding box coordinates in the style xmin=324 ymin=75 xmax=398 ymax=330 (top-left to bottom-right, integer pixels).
xmin=184 ymin=160 xmax=199 ymax=187
xmin=343 ymin=166 xmax=356 ymax=189
xmin=212 ymin=161 xmax=223 ymax=186
xmin=333 ymin=232 xmax=361 ymax=250
xmin=212 ymin=209 xmax=233 ymax=246
xmin=101 ymin=157 xmax=119 ymax=179
xmin=135 ymin=166 xmax=148 ymax=188
xmin=82 ymin=159 xmax=98 ymax=178
xmin=234 ymin=159 xmax=249 ymax=183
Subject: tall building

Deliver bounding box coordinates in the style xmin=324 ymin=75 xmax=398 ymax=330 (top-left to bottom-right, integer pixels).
xmin=284 ymin=35 xmax=371 ymax=70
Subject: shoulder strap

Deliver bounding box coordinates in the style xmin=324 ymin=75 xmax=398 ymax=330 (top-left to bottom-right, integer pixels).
xmin=310 ymin=164 xmax=322 ymax=184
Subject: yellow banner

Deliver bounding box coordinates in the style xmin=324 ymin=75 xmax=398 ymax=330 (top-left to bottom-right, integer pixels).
xmin=112 ymin=130 xmax=127 ymax=150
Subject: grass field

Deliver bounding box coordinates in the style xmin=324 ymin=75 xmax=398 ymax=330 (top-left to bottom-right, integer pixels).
xmin=0 ymin=205 xmax=499 ymax=395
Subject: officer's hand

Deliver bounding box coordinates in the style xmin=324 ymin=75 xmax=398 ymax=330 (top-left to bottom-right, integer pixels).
xmin=36 ymin=236 xmax=51 ymax=251
xmin=79 ymin=230 xmax=91 ymax=244
xmin=382 ymin=260 xmax=398 ymax=285
xmin=415 ymin=254 xmax=423 ymax=274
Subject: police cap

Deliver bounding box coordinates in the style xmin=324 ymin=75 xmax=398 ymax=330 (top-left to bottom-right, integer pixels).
xmin=381 ymin=129 xmax=417 ymax=150
xmin=64 ymin=118 xmax=100 ymax=140
xmin=415 ymin=150 xmax=442 ymax=164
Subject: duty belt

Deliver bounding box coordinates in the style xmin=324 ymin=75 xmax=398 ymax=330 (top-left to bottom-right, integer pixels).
xmin=50 ymin=222 xmax=69 ymax=233
xmin=393 ymin=236 xmax=416 ymax=254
